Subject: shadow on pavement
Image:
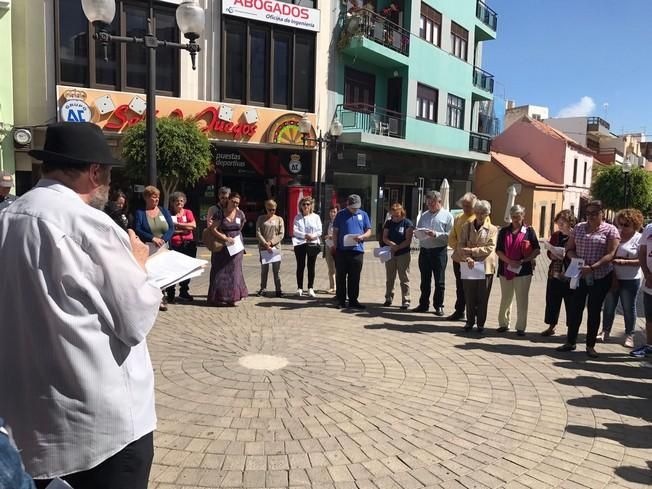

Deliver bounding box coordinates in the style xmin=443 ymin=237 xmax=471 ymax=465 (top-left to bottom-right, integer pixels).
xmin=615 ymin=461 xmax=652 ymax=485
xmin=364 ymin=322 xmax=469 ymax=336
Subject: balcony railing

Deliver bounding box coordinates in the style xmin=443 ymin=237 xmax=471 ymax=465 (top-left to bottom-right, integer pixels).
xmin=476 ymin=1 xmax=498 ymax=31
xmin=473 ymin=67 xmax=494 ymax=93
xmin=470 ymin=132 xmax=491 ymax=153
xmin=347 ymin=8 xmax=410 ymax=56
xmin=336 ymin=103 xmax=406 ymax=139
xmin=587 ymin=116 xmax=610 ymax=131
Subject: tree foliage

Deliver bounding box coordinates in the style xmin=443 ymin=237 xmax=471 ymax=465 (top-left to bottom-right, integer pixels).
xmin=122 ymin=116 xmax=212 ymax=204
xmin=591 ymin=164 xmax=652 ymax=213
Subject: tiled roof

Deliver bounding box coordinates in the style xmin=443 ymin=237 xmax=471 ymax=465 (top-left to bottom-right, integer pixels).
xmin=491 ymin=151 xmax=564 ymax=189
xmin=523 ymin=117 xmax=594 ymax=155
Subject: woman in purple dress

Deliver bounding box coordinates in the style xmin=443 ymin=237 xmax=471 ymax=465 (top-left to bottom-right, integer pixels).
xmin=207 ymin=192 xmax=248 ymax=306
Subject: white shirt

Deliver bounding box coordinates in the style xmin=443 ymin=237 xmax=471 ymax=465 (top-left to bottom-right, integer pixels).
xmin=0 ymin=180 xmax=162 ymax=478
xmin=642 ymin=225 xmax=652 ymax=294
xmin=417 ymin=209 xmax=454 ymax=249
xmin=293 ymin=212 xmax=322 ymax=246
xmin=613 ymin=232 xmax=642 ymax=280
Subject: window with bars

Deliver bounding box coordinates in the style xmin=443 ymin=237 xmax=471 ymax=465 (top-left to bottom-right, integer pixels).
xmin=416 ymin=84 xmax=438 ymax=123
xmin=419 ymin=3 xmax=441 ymax=47
xmin=450 ymin=21 xmax=468 ymax=61
xmin=446 ymin=94 xmax=464 ymax=129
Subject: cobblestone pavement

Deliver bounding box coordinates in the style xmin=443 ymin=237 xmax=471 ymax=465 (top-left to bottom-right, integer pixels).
xmin=148 ymin=245 xmax=652 ymax=489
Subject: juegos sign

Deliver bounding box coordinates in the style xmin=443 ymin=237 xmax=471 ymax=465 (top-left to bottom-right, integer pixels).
xmin=55 ymin=85 xmax=317 ymax=146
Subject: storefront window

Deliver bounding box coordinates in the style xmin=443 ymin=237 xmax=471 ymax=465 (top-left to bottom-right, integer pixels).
xmin=332 ymin=173 xmax=378 ymax=221
xmin=58 ymin=0 xmax=89 ymax=86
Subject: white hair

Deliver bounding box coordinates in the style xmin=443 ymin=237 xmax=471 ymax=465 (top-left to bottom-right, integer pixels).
xmin=426 ymin=190 xmax=441 ymax=201
xmin=457 ymin=192 xmax=477 ymax=207
xmin=510 ymin=204 xmax=526 ymax=216
xmin=474 ymin=200 xmax=491 ymax=214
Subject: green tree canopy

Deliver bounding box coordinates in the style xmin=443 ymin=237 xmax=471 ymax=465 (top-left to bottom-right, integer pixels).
xmin=122 ymin=116 xmax=212 ymax=204
xmin=591 ymin=164 xmax=652 ymax=214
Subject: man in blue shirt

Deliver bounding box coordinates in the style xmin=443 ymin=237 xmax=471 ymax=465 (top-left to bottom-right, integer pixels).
xmin=414 ymin=190 xmax=453 ymax=315
xmin=331 ymin=194 xmax=372 ymax=309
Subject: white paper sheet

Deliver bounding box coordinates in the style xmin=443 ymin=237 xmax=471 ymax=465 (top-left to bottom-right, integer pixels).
xmin=506 ymin=264 xmax=522 ymax=274
xmin=325 ymin=238 xmax=334 ymax=248
xmin=291 ymin=237 xmax=302 ymax=247
xmin=414 ymin=228 xmax=432 ymax=241
xmin=145 ymin=249 xmax=208 ymax=289
xmin=544 ymin=241 xmax=566 ymax=259
xmin=261 ymin=248 xmax=282 ymax=264
xmin=227 ymin=235 xmax=245 ymax=256
xmin=564 ymin=257 xmax=585 ymax=279
xmin=460 ymin=260 xmax=486 ymax=280
xmin=373 ymin=246 xmax=392 ymax=257
xmin=46 ymin=479 xmax=73 ymax=489
xmin=343 ymin=234 xmax=358 ymax=246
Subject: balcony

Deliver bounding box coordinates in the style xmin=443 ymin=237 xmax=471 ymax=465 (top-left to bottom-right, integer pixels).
xmin=469 ymin=132 xmax=491 ymax=153
xmin=336 ymin=103 xmax=406 ymax=139
xmin=476 ymin=1 xmax=498 ymax=30
xmin=473 ymin=67 xmax=494 ymax=94
xmin=339 ymin=9 xmax=410 ymax=67
xmin=587 ymin=116 xmax=611 ymax=137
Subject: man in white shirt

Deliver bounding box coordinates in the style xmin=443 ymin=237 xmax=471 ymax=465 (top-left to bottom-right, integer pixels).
xmin=414 ymin=190 xmax=454 ymax=315
xmin=0 ymin=123 xmax=162 ymax=489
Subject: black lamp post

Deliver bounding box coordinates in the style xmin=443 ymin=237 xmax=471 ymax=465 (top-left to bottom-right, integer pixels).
xmin=623 ymin=157 xmax=633 ymax=209
xmin=298 ymin=115 xmax=343 ymax=216
xmin=82 ymin=0 xmax=205 ymax=186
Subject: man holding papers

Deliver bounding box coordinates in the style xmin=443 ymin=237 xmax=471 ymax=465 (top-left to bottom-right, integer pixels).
xmin=413 ymin=191 xmax=454 ymax=315
xmin=452 ymin=200 xmax=497 ymax=333
xmin=331 ymin=194 xmax=372 ymax=309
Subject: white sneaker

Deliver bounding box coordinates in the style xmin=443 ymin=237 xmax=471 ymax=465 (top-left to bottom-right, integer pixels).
xmin=308 ymin=288 xmax=316 ymax=297
xmin=296 ymin=289 xmax=303 ymax=297
xmin=624 ymin=334 xmax=634 ymax=348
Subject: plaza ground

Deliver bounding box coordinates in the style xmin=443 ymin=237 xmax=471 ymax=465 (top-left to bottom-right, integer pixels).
xmin=147 ymin=245 xmax=652 ymax=489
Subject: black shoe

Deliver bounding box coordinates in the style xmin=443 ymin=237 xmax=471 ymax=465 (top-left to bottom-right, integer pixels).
xmin=349 ymin=302 xmax=366 ymax=310
xmin=335 ymin=302 xmax=346 ymax=309
xmin=275 ymin=290 xmax=283 ymax=298
xmin=516 ymin=330 xmax=526 ymax=337
xmin=257 ymin=288 xmax=266 ymax=297
xmin=166 ymin=294 xmax=175 ymax=304
xmin=477 ymin=326 xmax=485 ymax=334
xmin=434 ymin=307 xmax=444 ymax=316
xmin=412 ymin=306 xmax=429 ymax=313
xmin=463 ymin=324 xmax=473 ymax=332
xmin=556 ymin=343 xmax=576 ymax=352
xmin=586 ymin=347 xmax=599 ymax=358
xmin=446 ymin=311 xmax=465 ymax=321
xmin=178 ymin=292 xmax=193 ymax=302
xmin=496 ymin=326 xmax=509 ymax=333
xmin=383 ymin=299 xmax=392 ymax=307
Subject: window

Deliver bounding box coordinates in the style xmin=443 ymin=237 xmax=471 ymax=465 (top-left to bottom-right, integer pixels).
xmin=222 ymin=18 xmax=315 ymax=111
xmin=450 ymin=22 xmax=468 ymax=61
xmin=446 ymin=94 xmax=465 ymax=129
xmin=550 ymin=202 xmax=556 ymax=237
xmin=344 ymin=67 xmax=375 ymax=111
xmin=55 ymin=0 xmax=180 ymax=95
xmin=419 ymin=3 xmax=441 ymax=47
xmin=416 ymin=84 xmax=437 ymax=123
xmin=583 ymin=161 xmax=588 ymax=185
xmin=539 ymin=205 xmax=547 ymax=238
xmin=572 ymin=158 xmax=578 ymax=183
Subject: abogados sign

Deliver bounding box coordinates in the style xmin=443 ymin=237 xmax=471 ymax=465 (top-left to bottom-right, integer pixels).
xmin=223 ymin=0 xmax=320 ymax=32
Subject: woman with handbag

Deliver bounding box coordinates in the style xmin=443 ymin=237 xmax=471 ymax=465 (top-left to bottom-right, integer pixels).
xmin=166 ymin=191 xmax=197 ymax=303
xmin=134 ymin=185 xmax=175 ymax=311
xmin=495 ymin=204 xmax=540 ymax=336
xmin=255 ymin=199 xmax=285 ymax=297
xmin=207 ymin=193 xmax=248 ymax=306
xmin=293 ymin=197 xmax=322 ymax=297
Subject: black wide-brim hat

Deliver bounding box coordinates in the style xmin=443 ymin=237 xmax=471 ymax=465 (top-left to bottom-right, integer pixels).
xmin=29 ymin=122 xmax=123 ymax=166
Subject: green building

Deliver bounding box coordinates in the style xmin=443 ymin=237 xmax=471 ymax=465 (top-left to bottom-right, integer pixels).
xmin=326 ymin=0 xmax=497 ymax=224
xmin=0 ymin=0 xmax=15 ymax=182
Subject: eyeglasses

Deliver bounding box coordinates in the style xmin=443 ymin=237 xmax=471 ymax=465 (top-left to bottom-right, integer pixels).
xmin=618 ymin=222 xmax=631 ymax=228
xmin=267 ymin=208 xmax=276 ymax=212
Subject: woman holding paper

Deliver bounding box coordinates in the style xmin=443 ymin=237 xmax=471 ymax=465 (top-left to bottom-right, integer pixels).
xmin=382 ymin=203 xmax=414 ymax=309
xmin=495 ymin=204 xmax=541 ymax=336
xmin=322 ymin=205 xmax=339 ymax=294
xmin=557 ymin=200 xmax=619 ymax=358
xmin=453 ymin=200 xmax=497 ymax=332
xmin=207 ymin=192 xmax=248 ymax=306
xmin=540 ymin=210 xmax=576 ymax=337
xmin=293 ymin=197 xmax=322 ymax=297
xmin=255 ymin=199 xmax=285 ymax=297
xmin=597 ymin=208 xmax=643 ymax=348
xmin=165 ymin=191 xmax=197 ymax=303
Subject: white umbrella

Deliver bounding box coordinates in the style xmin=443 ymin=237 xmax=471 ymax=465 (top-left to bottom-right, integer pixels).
xmin=504 ymin=184 xmax=518 ymax=223
xmin=440 ymin=178 xmax=450 ymax=210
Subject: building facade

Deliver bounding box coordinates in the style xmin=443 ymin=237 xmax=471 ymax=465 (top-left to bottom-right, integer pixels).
xmin=10 ymin=0 xmax=325 ymax=235
xmin=0 ymin=0 xmax=14 ymax=185
xmin=322 ymin=0 xmax=497 ymax=228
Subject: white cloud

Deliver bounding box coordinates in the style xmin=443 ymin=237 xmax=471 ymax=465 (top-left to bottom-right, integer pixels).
xmin=556 ymin=96 xmax=596 ymax=118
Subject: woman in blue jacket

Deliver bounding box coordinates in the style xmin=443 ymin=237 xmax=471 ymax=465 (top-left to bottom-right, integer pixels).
xmin=134 ymin=186 xmax=174 ymax=310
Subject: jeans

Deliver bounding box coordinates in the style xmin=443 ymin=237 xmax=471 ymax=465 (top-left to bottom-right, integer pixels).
xmin=566 ymin=272 xmax=612 ymax=348
xmin=0 ymin=418 xmax=35 ymax=489
xmin=384 ymin=252 xmax=411 ymax=304
xmin=498 ymin=275 xmax=533 ymax=331
xmin=602 ymin=278 xmax=641 ymax=334
xmin=34 ymin=432 xmax=153 ymax=489
xmin=294 ymin=244 xmax=318 ymax=289
xmin=260 ymin=261 xmax=281 ymax=291
xmin=544 ymin=277 xmax=572 ymax=327
xmin=452 ymin=261 xmax=466 ymax=315
xmin=418 ymin=247 xmax=448 ymax=309
xmin=463 ymin=275 xmax=494 ymax=328
xmin=166 ymin=240 xmax=197 ymax=298
xmin=336 ymin=251 xmax=364 ymax=304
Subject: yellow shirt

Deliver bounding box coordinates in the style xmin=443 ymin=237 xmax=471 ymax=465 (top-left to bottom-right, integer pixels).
xmin=448 ymin=212 xmax=476 ymax=249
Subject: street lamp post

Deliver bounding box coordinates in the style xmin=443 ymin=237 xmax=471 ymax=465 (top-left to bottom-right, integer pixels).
xmin=298 ymin=116 xmax=344 ymax=215
xmin=622 ymin=156 xmax=633 ymax=209
xmin=82 ymin=0 xmax=205 ymax=186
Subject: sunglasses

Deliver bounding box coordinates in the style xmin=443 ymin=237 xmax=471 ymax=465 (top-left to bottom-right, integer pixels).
xmin=301 ymin=203 xmax=311 ymax=207
xmin=267 ymin=208 xmax=277 ymax=212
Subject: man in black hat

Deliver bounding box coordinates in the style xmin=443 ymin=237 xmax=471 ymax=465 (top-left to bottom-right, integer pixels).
xmin=0 ymin=122 xmax=162 ymax=488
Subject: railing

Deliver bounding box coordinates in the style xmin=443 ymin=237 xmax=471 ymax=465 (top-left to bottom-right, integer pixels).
xmin=587 ymin=116 xmax=610 ymax=131
xmin=476 ymin=1 xmax=498 ymax=30
xmin=473 ymin=66 xmax=494 ymax=93
xmin=348 ymin=8 xmax=410 ymax=56
xmin=470 ymin=132 xmax=492 ymax=153
xmin=336 ymin=103 xmax=406 ymax=139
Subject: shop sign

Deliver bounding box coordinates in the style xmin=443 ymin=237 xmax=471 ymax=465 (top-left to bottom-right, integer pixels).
xmin=356 ymin=153 xmax=367 ymax=168
xmin=60 ymin=89 xmax=92 ymax=123
xmin=223 ymin=0 xmax=320 ymax=32
xmin=288 ymin=154 xmax=302 ymax=174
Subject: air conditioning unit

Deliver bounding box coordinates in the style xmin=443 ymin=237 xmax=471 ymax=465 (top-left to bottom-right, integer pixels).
xmin=0 ymin=0 xmax=10 ymax=10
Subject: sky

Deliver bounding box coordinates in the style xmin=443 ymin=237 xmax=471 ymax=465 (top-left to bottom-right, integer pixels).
xmin=483 ymin=0 xmax=652 ymax=136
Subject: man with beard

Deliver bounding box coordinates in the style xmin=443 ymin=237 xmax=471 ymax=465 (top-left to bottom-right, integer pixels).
xmin=0 ymin=123 xmax=162 ymax=488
